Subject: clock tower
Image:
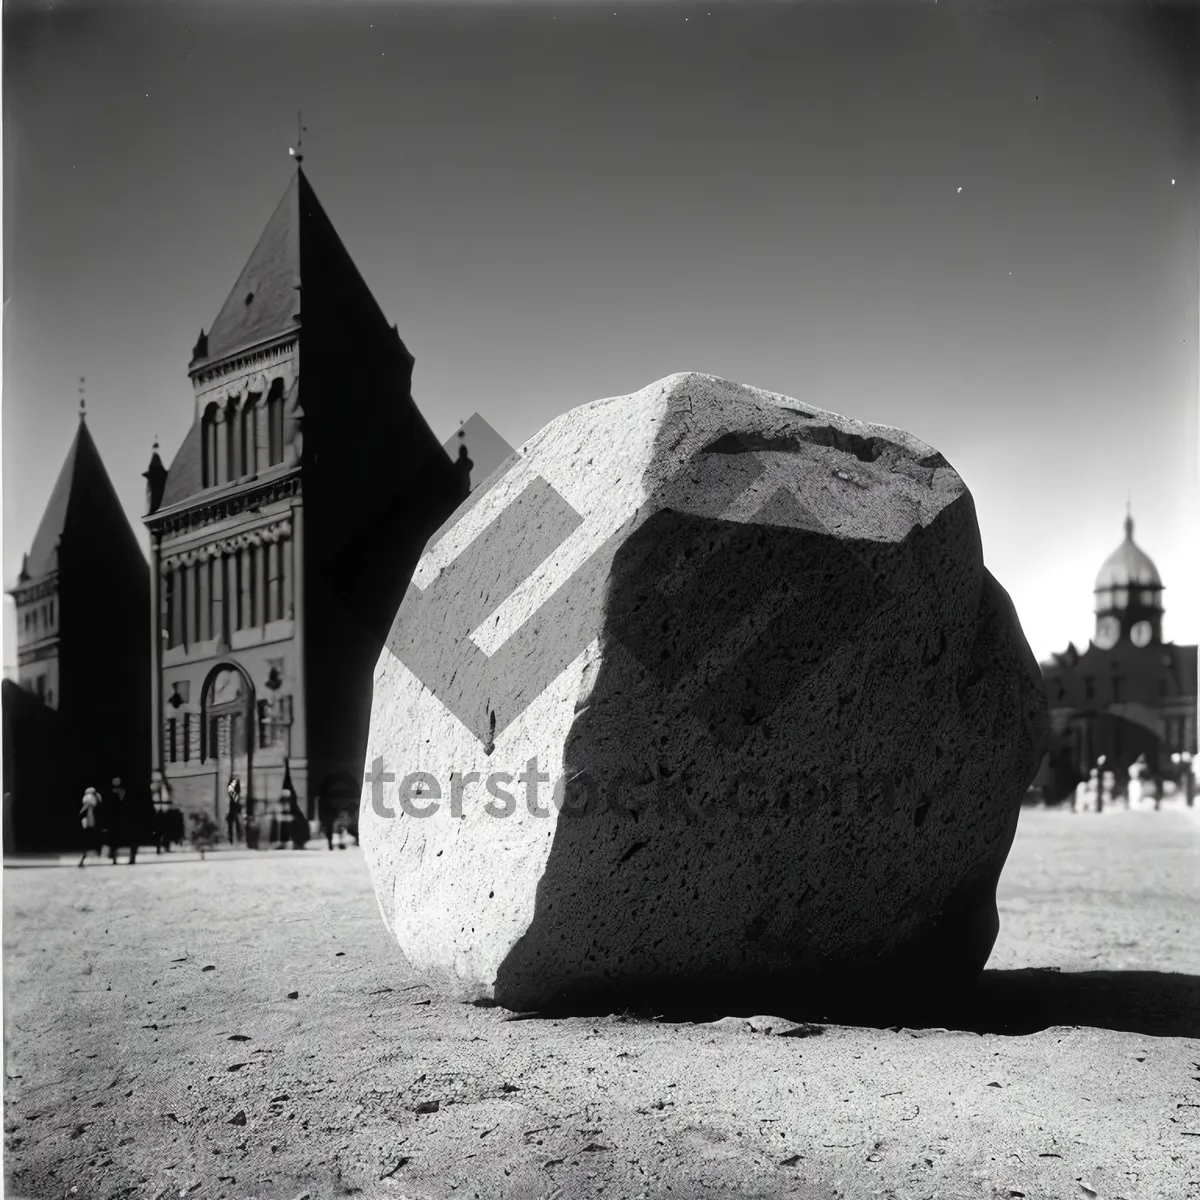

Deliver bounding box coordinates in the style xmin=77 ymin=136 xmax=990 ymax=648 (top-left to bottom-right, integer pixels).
xmin=1037 ymin=507 xmax=1195 ymax=804
xmin=1092 ymin=509 xmax=1163 ymax=649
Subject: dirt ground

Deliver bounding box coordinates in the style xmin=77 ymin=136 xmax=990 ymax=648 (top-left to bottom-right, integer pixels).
xmin=4 ymin=806 xmax=1199 ymax=1200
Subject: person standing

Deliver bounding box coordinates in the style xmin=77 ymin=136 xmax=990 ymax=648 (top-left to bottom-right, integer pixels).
xmin=1126 ymin=755 xmax=1145 ymax=810
xmin=317 ymin=781 xmax=334 ymax=851
xmin=1100 ymin=769 xmax=1116 ymax=812
xmin=226 ymin=775 xmax=243 ymax=844
xmin=1075 ymin=767 xmax=1100 ymax=813
xmin=318 ymin=785 xmax=347 ymax=851
xmin=281 ymin=785 xmax=308 ymax=849
xmin=78 ymin=786 xmax=102 ymax=867
xmin=107 ymin=777 xmax=137 ymax=865
xmin=151 ymin=770 xmax=170 ymax=853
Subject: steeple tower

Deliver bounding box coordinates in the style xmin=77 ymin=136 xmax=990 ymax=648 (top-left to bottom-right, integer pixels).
xmin=1092 ymin=509 xmax=1164 ymax=649
xmin=5 ymin=406 xmax=150 ymax=847
xmin=144 ymin=436 xmax=168 ymax=515
xmin=146 ymin=160 xmax=460 ymax=834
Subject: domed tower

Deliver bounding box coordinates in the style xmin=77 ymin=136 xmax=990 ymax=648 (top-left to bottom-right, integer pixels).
xmin=1092 ymin=508 xmax=1163 ymax=650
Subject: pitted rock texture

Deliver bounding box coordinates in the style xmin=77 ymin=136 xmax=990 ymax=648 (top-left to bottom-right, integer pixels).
xmin=361 ymin=372 xmax=1048 ymax=1011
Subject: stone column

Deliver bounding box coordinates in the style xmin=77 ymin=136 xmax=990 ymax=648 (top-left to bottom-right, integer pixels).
xmin=149 ymin=533 xmax=163 ymax=777
xmin=168 ymin=563 xmax=182 ymax=648
xmin=239 ymin=547 xmax=252 ymax=631
xmin=269 ymin=539 xmax=282 ymax=623
xmin=213 ymin=553 xmax=226 ymax=646
xmin=255 ymin=541 xmax=267 ymax=628
xmin=215 ymin=408 xmax=228 ymax=486
xmin=290 ymin=500 xmax=309 ymax=817
xmin=282 ymin=534 xmax=294 ymax=620
xmin=197 ymin=555 xmax=211 ymax=642
xmin=183 ymin=561 xmax=196 ymax=649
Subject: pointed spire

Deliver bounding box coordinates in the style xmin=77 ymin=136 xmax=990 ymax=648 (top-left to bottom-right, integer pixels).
xmin=78 ymin=376 xmax=86 ymax=421
xmin=288 ymin=111 xmax=307 ymax=166
xmin=199 ymin=167 xmax=392 ymax=367
xmin=1125 ymin=495 xmax=1134 ymax=542
xmin=144 ymin=434 xmax=168 ymax=515
xmin=19 ymin=414 xmax=134 ymax=582
xmin=17 ymin=553 xmax=30 ymax=583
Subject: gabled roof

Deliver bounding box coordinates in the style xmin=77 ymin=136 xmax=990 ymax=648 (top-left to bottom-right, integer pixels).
xmin=158 ymin=419 xmax=205 ymax=511
xmin=18 ymin=417 xmax=138 ymax=584
xmin=442 ymin=413 xmax=516 ymax=492
xmin=192 ymin=167 xmax=391 ymax=368
xmin=159 ymin=168 xmax=404 ymax=513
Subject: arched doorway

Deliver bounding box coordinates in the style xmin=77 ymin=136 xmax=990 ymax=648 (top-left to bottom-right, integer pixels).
xmin=200 ymin=661 xmax=256 ymax=830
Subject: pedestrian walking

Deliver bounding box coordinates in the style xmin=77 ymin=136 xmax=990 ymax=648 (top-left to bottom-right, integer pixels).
xmin=107 ymin=777 xmax=138 ymax=865
xmin=1101 ymin=769 xmax=1116 ymax=812
xmin=151 ymin=770 xmax=172 ymax=853
xmin=1074 ymin=766 xmax=1100 ymax=813
xmin=78 ymin=786 xmax=103 ymax=867
xmin=319 ymin=792 xmax=347 ymax=850
xmin=317 ymin=782 xmax=334 ymax=851
xmin=282 ymin=786 xmax=308 ymax=849
xmin=226 ymin=775 xmax=243 ymax=844
xmin=1127 ymin=755 xmax=1147 ymax=810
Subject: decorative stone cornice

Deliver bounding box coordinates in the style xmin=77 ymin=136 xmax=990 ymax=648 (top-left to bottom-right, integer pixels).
xmin=190 ymin=334 xmax=298 ymax=388
xmin=147 ymin=472 xmax=301 ymax=536
xmin=7 ymin=574 xmax=59 ymax=603
xmin=162 ymin=516 xmax=293 ymax=570
xmin=17 ymin=642 xmax=60 ymax=666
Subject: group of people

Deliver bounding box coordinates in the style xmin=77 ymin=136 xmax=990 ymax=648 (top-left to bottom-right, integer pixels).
xmin=1072 ymin=753 xmax=1180 ymax=812
xmin=223 ymin=775 xmax=356 ymax=850
xmin=78 ymin=773 xmax=357 ymax=860
xmin=223 ymin=775 xmax=324 ymax=849
xmin=77 ymin=777 xmax=155 ymax=866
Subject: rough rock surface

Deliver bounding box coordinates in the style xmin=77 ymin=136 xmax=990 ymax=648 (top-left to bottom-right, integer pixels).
xmin=361 ymin=372 xmax=1048 ymax=1010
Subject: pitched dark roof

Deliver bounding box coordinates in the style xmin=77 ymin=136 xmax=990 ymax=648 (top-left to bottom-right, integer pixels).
xmin=19 ymin=418 xmax=140 ymax=583
xmin=161 ymin=168 xmax=401 ymax=512
xmin=442 ymin=414 xmax=516 ymax=492
xmin=158 ymin=419 xmax=205 ymax=511
xmin=192 ymin=167 xmax=391 ymax=368
xmin=198 ymin=175 xmax=302 ymax=364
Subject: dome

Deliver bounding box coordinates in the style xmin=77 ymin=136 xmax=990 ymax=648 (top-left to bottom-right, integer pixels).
xmin=1094 ymin=514 xmax=1162 ymax=591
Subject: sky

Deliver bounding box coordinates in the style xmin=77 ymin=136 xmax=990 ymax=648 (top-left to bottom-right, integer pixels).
xmin=3 ymin=0 xmax=1197 ymax=670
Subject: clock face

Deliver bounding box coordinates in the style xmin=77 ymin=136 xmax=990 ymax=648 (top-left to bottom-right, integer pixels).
xmin=1095 ymin=616 xmax=1120 ymax=649
xmin=1131 ymin=620 xmax=1153 ymax=648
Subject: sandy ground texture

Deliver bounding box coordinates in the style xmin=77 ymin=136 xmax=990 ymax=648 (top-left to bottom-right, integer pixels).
xmin=4 ymin=807 xmax=1199 ymax=1200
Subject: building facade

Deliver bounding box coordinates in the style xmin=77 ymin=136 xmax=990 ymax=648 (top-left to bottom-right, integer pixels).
xmin=1039 ymin=512 xmax=1197 ymax=802
xmin=4 ymin=411 xmax=150 ymax=849
xmin=144 ymin=166 xmax=463 ymax=834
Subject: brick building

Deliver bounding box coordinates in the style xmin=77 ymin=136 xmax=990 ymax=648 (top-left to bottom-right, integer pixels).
xmin=144 ymin=165 xmax=463 ymax=835
xmin=1038 ymin=511 xmax=1197 ymax=802
xmin=4 ymin=409 xmax=150 ymax=849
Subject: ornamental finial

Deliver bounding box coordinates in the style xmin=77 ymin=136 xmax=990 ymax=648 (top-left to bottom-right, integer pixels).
xmin=288 ymin=111 xmax=307 ymax=165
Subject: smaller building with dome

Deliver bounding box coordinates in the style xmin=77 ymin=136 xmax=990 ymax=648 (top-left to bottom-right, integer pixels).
xmin=1038 ymin=510 xmax=1196 ymax=803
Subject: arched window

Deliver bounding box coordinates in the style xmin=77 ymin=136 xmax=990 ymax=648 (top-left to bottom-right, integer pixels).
xmin=241 ymin=395 xmax=258 ymax=477
xmin=225 ymin=398 xmax=240 ymax=481
xmin=201 ymin=403 xmax=220 ymax=487
xmin=267 ymin=381 xmax=285 ymax=466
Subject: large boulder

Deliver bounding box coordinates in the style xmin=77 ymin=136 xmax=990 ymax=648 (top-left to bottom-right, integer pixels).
xmin=361 ymin=373 xmax=1048 ymax=1011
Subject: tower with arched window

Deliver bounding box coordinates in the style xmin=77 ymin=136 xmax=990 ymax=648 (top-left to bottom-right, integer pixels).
xmin=4 ymin=407 xmax=150 ymax=849
xmin=144 ymin=165 xmax=461 ymax=834
xmin=1038 ymin=511 xmax=1196 ymax=803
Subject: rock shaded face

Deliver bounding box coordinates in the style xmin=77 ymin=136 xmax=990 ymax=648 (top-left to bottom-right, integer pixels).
xmin=360 ymin=372 xmax=1048 ymax=1012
